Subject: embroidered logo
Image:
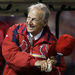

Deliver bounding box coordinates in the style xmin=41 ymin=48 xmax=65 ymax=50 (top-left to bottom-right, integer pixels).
xmin=40 ymin=44 xmax=48 ymax=57
xmin=19 ymin=40 xmax=28 ymax=52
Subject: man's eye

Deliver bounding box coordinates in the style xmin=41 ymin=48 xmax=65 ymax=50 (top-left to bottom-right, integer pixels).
xmin=27 ymin=17 xmax=39 ymax=21
xmin=32 ymin=18 xmax=35 ymax=20
xmin=32 ymin=18 xmax=39 ymax=21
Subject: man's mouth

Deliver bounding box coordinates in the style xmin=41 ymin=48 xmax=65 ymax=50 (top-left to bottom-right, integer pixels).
xmin=28 ymin=24 xmax=35 ymax=28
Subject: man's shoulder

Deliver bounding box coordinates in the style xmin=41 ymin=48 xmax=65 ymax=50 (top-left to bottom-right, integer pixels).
xmin=48 ymin=32 xmax=57 ymax=43
xmin=8 ymin=22 xmax=26 ymax=31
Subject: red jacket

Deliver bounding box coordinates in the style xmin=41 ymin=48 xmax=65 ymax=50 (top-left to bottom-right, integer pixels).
xmin=2 ymin=23 xmax=66 ymax=75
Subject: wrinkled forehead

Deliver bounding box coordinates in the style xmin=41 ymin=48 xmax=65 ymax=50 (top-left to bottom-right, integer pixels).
xmin=28 ymin=8 xmax=44 ymax=19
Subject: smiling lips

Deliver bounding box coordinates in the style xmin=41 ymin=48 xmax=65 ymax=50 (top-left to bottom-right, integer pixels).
xmin=28 ymin=24 xmax=35 ymax=28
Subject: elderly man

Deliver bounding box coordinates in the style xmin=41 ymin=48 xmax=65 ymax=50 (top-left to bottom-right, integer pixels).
xmin=2 ymin=3 xmax=65 ymax=75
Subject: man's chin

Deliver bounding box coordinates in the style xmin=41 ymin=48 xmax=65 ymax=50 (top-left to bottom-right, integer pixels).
xmin=27 ymin=29 xmax=34 ymax=33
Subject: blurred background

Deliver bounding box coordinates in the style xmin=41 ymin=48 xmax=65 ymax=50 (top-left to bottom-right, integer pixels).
xmin=0 ymin=0 xmax=75 ymax=75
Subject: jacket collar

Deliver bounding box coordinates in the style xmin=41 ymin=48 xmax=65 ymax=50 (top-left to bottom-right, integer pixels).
xmin=28 ymin=29 xmax=43 ymax=40
xmin=17 ymin=23 xmax=56 ymax=45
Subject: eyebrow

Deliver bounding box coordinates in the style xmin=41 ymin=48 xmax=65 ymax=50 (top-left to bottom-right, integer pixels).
xmin=27 ymin=16 xmax=38 ymax=20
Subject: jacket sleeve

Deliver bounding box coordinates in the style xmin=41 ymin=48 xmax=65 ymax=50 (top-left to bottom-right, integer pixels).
xmin=0 ymin=30 xmax=4 ymax=74
xmin=2 ymin=26 xmax=37 ymax=71
xmin=0 ymin=47 xmax=4 ymax=75
xmin=48 ymin=39 xmax=66 ymax=75
xmin=52 ymin=46 xmax=66 ymax=75
xmin=53 ymin=55 xmax=66 ymax=75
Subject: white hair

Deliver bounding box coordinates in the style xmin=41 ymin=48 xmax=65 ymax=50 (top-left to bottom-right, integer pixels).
xmin=28 ymin=3 xmax=51 ymax=22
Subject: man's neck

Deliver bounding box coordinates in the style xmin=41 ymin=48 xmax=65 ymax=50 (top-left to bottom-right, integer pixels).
xmin=29 ymin=29 xmax=43 ymax=40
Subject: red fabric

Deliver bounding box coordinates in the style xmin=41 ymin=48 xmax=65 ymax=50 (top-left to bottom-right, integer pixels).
xmin=0 ymin=30 xmax=4 ymax=75
xmin=0 ymin=21 xmax=9 ymax=75
xmin=0 ymin=30 xmax=4 ymax=45
xmin=2 ymin=23 xmax=65 ymax=75
xmin=0 ymin=21 xmax=9 ymax=34
xmin=56 ymin=34 xmax=75 ymax=56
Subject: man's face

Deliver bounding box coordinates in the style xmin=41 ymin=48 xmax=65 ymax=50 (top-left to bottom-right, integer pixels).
xmin=26 ymin=8 xmax=45 ymax=36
